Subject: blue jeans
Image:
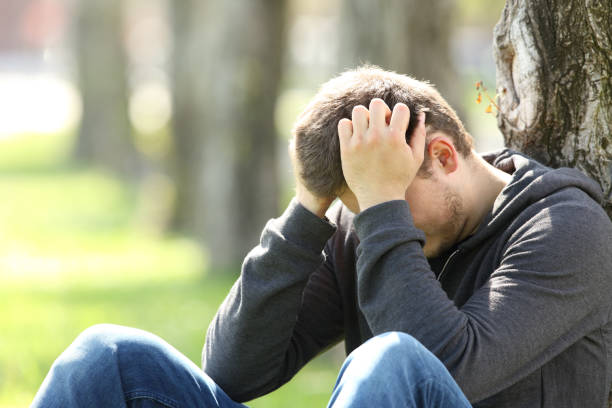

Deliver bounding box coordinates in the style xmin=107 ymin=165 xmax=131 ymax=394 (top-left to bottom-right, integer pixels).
xmin=32 ymin=325 xmax=471 ymax=408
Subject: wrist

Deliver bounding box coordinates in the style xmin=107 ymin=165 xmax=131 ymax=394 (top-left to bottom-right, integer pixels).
xmin=296 ymin=189 xmax=333 ymax=218
xmin=357 ymin=193 xmax=405 ymax=212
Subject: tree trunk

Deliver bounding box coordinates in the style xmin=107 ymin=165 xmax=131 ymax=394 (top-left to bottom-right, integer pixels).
xmin=338 ymin=0 xmax=461 ymax=111
xmin=75 ymin=0 xmax=139 ymax=176
xmin=493 ymin=1 xmax=612 ymax=405
xmin=171 ymin=0 xmax=286 ymax=269
xmin=493 ymin=0 xmax=612 ymax=218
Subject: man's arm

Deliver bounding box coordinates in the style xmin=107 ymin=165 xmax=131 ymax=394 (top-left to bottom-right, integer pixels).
xmin=203 ymin=168 xmax=343 ymax=402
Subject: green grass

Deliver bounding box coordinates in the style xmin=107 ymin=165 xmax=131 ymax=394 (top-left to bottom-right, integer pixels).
xmin=0 ymin=132 xmax=341 ymax=407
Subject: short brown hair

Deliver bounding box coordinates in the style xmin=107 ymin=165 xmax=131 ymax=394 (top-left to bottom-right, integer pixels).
xmin=292 ymin=66 xmax=473 ymax=197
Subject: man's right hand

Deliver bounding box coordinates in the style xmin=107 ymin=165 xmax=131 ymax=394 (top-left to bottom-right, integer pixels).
xmin=289 ymin=139 xmax=335 ymax=218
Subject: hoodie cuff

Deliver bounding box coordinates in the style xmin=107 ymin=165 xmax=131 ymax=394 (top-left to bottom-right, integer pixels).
xmin=353 ymin=200 xmax=425 ymax=245
xmin=269 ymin=198 xmax=337 ymax=254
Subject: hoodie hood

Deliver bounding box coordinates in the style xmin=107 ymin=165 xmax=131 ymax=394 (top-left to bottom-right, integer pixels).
xmin=460 ymin=149 xmax=604 ymax=251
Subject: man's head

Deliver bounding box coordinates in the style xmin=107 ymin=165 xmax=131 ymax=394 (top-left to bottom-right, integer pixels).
xmin=292 ymin=66 xmax=483 ymax=257
xmin=292 ymin=66 xmax=474 ymax=198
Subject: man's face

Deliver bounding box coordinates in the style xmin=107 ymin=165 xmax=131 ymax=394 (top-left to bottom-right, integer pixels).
xmin=404 ymin=175 xmax=465 ymax=258
xmin=338 ymin=174 xmax=465 ymax=258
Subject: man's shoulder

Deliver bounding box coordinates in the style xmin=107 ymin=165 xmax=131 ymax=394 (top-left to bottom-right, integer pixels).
xmin=525 ymin=184 xmax=608 ymax=225
xmin=506 ymin=185 xmax=610 ymax=241
xmin=503 ymin=185 xmax=612 ymax=275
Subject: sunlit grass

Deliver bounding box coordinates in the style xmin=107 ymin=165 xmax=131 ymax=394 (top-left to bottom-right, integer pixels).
xmin=0 ymin=271 xmax=230 ymax=407
xmin=0 ymin=131 xmax=341 ymax=407
xmin=0 ymin=131 xmax=75 ymax=171
xmin=0 ymin=268 xmax=341 ymax=407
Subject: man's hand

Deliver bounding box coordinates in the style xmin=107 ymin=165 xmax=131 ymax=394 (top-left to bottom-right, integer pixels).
xmin=338 ymin=98 xmax=426 ymax=212
xmin=289 ymin=140 xmax=335 ymax=218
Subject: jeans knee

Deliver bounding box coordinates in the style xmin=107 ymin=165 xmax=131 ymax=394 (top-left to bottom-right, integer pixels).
xmin=331 ymin=332 xmax=469 ymax=408
xmin=54 ymin=324 xmax=165 ymax=379
xmin=349 ymin=331 xmax=445 ymax=382
xmin=74 ymin=323 xmax=124 ymax=347
xmin=47 ymin=325 xmax=119 ymax=386
xmin=69 ymin=324 xmax=132 ymax=359
xmin=78 ymin=324 xmax=173 ymax=361
xmin=352 ymin=331 xmax=420 ymax=363
xmin=36 ymin=325 xmax=216 ymax=408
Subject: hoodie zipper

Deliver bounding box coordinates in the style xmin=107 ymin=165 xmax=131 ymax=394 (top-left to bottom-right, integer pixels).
xmin=437 ymin=249 xmax=461 ymax=283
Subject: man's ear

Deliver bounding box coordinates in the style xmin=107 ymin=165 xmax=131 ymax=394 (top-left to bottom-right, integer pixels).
xmin=427 ymin=135 xmax=458 ymax=174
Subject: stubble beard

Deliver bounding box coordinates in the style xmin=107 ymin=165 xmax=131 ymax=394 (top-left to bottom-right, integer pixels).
xmin=428 ymin=187 xmax=465 ymax=258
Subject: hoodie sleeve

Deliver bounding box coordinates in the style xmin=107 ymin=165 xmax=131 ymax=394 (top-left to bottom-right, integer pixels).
xmin=353 ymin=198 xmax=612 ymax=403
xmin=202 ymin=198 xmax=343 ymax=403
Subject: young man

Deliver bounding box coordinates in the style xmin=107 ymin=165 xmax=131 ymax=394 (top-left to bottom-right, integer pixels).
xmin=33 ymin=67 xmax=612 ymax=408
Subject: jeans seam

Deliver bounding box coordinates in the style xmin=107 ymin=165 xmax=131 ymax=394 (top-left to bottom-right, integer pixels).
xmin=125 ymin=390 xmax=180 ymax=408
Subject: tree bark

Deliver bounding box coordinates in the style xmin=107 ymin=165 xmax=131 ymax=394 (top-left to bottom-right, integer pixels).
xmin=494 ymin=0 xmax=612 ymax=218
xmin=338 ymin=0 xmax=461 ymax=111
xmin=171 ymin=0 xmax=286 ymax=269
xmin=493 ymin=1 xmax=612 ymax=405
xmin=74 ymin=0 xmax=139 ymax=176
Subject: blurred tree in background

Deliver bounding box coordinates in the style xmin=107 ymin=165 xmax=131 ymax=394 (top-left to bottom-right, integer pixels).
xmin=171 ymin=0 xmax=287 ymax=268
xmin=339 ymin=0 xmax=461 ymax=110
xmin=55 ymin=0 xmax=505 ymax=268
xmin=75 ymin=0 xmax=141 ymax=177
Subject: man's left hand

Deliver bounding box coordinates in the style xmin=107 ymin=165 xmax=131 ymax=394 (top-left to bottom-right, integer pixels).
xmin=338 ymin=98 xmax=426 ymax=212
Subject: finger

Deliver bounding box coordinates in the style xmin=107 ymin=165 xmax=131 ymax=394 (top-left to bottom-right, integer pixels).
xmin=351 ymin=105 xmax=369 ymax=139
xmin=409 ymin=111 xmax=427 ymax=159
xmin=369 ymin=98 xmax=391 ymax=131
xmin=338 ymin=118 xmax=353 ymax=151
xmin=389 ymin=103 xmax=410 ymax=139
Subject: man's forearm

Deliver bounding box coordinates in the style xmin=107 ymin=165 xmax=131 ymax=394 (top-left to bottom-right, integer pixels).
xmin=202 ymin=198 xmax=336 ymax=403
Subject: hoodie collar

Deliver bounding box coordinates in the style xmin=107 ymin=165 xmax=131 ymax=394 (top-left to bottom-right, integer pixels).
xmin=458 ymin=149 xmax=603 ymax=251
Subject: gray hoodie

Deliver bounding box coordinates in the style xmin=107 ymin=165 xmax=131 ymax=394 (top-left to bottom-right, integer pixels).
xmin=203 ymin=150 xmax=612 ymax=407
